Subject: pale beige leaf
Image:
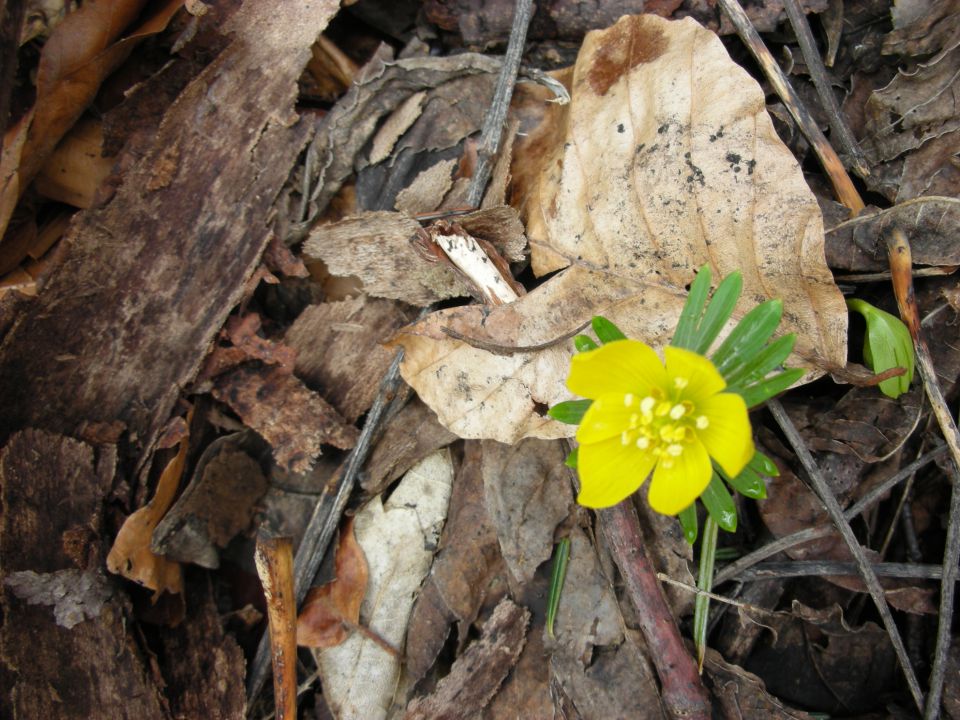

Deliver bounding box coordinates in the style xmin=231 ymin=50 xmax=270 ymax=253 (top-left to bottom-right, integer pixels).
xmin=391 ymin=15 xmax=847 ymax=444
xmin=316 ymin=450 xmax=454 ymax=720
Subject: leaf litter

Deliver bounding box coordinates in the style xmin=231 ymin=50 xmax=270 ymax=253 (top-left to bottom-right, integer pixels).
xmin=3 ymin=1 xmax=960 ymax=718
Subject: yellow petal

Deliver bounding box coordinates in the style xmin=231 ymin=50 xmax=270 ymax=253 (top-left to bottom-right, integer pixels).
xmin=663 ymin=346 xmax=725 ymax=402
xmin=567 ymin=339 xmax=667 ymax=400
xmin=577 ymin=393 xmax=642 ymax=443
xmin=647 ymin=439 xmax=712 ymax=515
xmin=697 ymin=392 xmax=754 ymax=477
xmin=576 ymin=436 xmax=657 ymax=508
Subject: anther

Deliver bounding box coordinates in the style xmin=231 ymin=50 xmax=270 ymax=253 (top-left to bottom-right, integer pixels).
xmin=696 ymin=416 xmax=709 ymax=429
xmin=624 ymin=393 xmax=634 ymax=406
xmin=674 ymin=377 xmax=689 ymax=389
xmin=669 ymin=404 xmax=686 ymax=420
xmin=636 ymin=437 xmax=650 ymax=449
xmin=620 ymin=431 xmax=630 ymax=446
xmin=640 ymin=396 xmax=655 ymax=414
xmin=667 ymin=443 xmax=683 ymax=457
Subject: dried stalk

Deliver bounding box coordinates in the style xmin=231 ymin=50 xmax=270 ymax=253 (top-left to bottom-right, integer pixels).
xmin=254 ymin=533 xmax=298 ymax=720
xmin=886 ymin=228 xmax=960 ymax=720
xmin=716 ymin=0 xmax=864 ymax=214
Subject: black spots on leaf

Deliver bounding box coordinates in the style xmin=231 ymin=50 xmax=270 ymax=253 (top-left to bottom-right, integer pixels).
xmin=709 ymin=126 xmax=725 ymax=142
xmin=683 ymin=151 xmax=705 ymax=186
xmin=617 ymin=123 xmax=625 ymax=133
xmin=747 ymin=159 xmax=756 ymax=175
xmin=657 ymin=123 xmax=669 ymax=134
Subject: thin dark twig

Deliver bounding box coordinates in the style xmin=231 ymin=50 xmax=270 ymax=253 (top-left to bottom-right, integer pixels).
xmin=768 ymin=398 xmax=925 ymax=713
xmin=713 ymin=446 xmax=946 ymax=586
xmin=465 ymin=0 xmax=534 ymax=207
xmin=737 ymin=560 xmax=953 ymax=582
xmin=781 ymin=0 xmax=870 ymax=177
xmin=715 ymin=0 xmax=864 ymax=214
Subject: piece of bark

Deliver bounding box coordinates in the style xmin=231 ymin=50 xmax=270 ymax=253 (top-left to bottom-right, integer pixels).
xmin=362 ymin=397 xmax=458 ymax=496
xmin=0 ymin=0 xmax=339 ymax=455
xmin=155 ymin=574 xmax=247 ymax=720
xmin=1 ymin=429 xmax=166 ymax=719
xmin=152 ymin=440 xmax=268 ymax=568
xmin=285 ymin=296 xmax=416 ymax=422
xmin=212 ymin=364 xmax=358 ymax=474
xmin=404 ymin=597 xmax=529 ymax=720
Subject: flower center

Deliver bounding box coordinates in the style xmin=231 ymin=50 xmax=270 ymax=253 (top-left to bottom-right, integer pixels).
xmin=618 ymin=379 xmax=710 ymax=468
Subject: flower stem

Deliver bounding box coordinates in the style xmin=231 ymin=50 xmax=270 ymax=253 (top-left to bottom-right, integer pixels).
xmin=694 ymin=514 xmax=719 ymax=671
xmin=599 ymin=501 xmax=711 ymax=719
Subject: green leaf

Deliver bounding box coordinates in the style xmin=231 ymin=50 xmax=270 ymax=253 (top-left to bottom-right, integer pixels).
xmin=692 ymin=271 xmax=743 ymax=355
xmin=574 ymin=334 xmax=599 ymax=352
xmin=847 ymin=298 xmax=915 ymax=398
xmin=564 ymin=448 xmax=578 ymax=468
xmin=546 ymin=537 xmax=571 ymax=639
xmin=592 ymin=316 xmax=626 ymax=344
xmin=548 ymin=399 xmax=593 ymax=424
xmin=694 ymin=515 xmax=719 ymax=670
xmin=718 ymin=464 xmax=766 ymax=499
xmin=672 ymin=265 xmax=712 ymax=350
xmin=749 ymin=450 xmax=779 ymax=477
xmin=712 ymin=300 xmax=783 ymax=377
xmin=701 ymin=473 xmax=737 ymax=532
xmin=678 ymin=503 xmax=699 ymax=544
xmin=736 ymin=368 xmax=804 ymax=408
xmin=722 ymin=333 xmax=796 ymax=389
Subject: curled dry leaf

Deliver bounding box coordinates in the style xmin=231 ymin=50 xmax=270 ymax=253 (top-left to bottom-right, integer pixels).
xmin=317 ymin=449 xmax=454 ymax=720
xmin=0 ymin=0 xmax=186 ymax=245
xmin=106 ymin=419 xmax=187 ymax=596
xmin=297 ymin=517 xmax=369 ymax=649
xmin=391 ymin=14 xmax=847 ymax=444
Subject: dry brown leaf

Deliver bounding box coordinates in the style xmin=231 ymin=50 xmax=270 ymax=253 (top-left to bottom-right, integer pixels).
xmin=391 ymin=14 xmax=847 ymax=444
xmin=106 ymin=417 xmax=187 ymax=596
xmin=0 ymin=0 xmax=185 ymax=245
xmin=33 ymin=117 xmax=113 ymax=208
xmin=297 ymin=517 xmax=368 ymax=649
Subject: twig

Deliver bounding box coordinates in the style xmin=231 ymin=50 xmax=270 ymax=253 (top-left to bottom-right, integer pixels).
xmin=768 ymin=398 xmax=924 ymax=712
xmin=886 ymin=228 xmax=960 ymax=720
xmin=254 ymin=533 xmax=298 ymax=720
xmin=736 ymin=560 xmax=954 ymax=582
xmin=465 ymin=0 xmax=534 ymax=207
xmin=713 ymin=446 xmax=946 ymax=586
xmin=781 ymin=0 xmax=870 ymax=178
xmin=716 ymin=0 xmax=864 ymax=214
xmin=599 ymin=501 xmax=712 ymax=720
xmin=657 ymin=573 xmax=778 ymax=616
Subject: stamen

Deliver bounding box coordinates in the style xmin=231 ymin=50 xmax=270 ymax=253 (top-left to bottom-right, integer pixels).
xmin=655 ymin=401 xmax=672 ymax=417
xmin=628 ymin=413 xmax=639 ymax=429
xmin=696 ymin=416 xmax=709 ymax=429
xmin=620 ymin=431 xmax=630 ymax=446
xmin=636 ymin=437 xmax=650 ymax=449
xmin=671 ymin=426 xmax=687 ymax=442
xmin=669 ymin=404 xmax=686 ymax=420
xmin=674 ymin=377 xmax=689 ymax=389
xmin=640 ymin=396 xmax=655 ymax=414
xmin=624 ymin=393 xmax=634 ymax=406
xmin=659 ymin=426 xmax=674 ymax=441
xmin=666 ymin=443 xmax=684 ymax=457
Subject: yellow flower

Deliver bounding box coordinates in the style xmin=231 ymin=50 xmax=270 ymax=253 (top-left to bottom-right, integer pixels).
xmin=569 ymin=339 xmax=754 ymax=515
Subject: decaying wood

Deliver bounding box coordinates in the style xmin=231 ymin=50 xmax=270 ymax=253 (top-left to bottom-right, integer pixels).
xmin=404 ymin=597 xmax=529 ymax=720
xmin=0 ymin=1 xmax=339 ymax=715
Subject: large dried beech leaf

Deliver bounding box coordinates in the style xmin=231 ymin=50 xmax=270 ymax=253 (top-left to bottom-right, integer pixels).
xmin=391 ymin=15 xmax=847 ymax=443
xmin=317 ymin=450 xmax=454 ymax=720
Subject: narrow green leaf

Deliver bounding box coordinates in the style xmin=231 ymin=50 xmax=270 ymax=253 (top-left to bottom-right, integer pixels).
xmin=592 ymin=316 xmax=626 ymax=344
xmin=564 ymin=448 xmax=578 ymax=468
xmin=712 ymin=300 xmax=783 ymax=376
xmin=692 ymin=271 xmax=743 ymax=355
xmin=718 ymin=464 xmax=766 ymax=499
xmin=548 ymin=399 xmax=593 ymax=424
xmin=722 ymin=333 xmax=796 ymax=388
xmin=546 ymin=537 xmax=571 ymax=639
xmin=749 ymin=450 xmax=779 ymax=477
xmin=672 ymin=265 xmax=712 ymax=350
xmin=701 ymin=472 xmax=738 ymax=532
xmin=736 ymin=368 xmax=804 ymax=408
xmin=678 ymin=503 xmax=699 ymax=544
xmin=714 ymin=547 xmax=741 ymax=561
xmin=847 ymin=298 xmax=915 ymax=398
xmin=574 ymin=334 xmax=599 ymax=352
xmin=694 ymin=515 xmax=719 ymax=670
